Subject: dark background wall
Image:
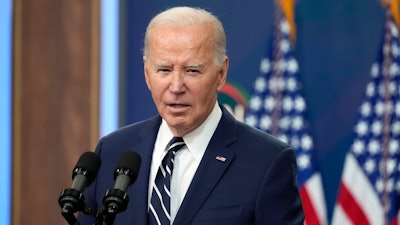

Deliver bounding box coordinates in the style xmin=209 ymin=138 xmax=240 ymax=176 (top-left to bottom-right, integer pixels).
xmin=119 ymin=0 xmax=385 ymax=221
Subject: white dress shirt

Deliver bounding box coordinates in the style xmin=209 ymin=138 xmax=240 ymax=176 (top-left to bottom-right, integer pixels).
xmin=148 ymin=102 xmax=222 ymax=223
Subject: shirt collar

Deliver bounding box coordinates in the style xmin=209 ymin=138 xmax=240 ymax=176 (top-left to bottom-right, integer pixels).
xmin=158 ymin=102 xmax=222 ymax=161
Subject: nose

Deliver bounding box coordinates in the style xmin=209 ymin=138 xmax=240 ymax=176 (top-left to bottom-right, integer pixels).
xmin=169 ymin=72 xmax=185 ymax=93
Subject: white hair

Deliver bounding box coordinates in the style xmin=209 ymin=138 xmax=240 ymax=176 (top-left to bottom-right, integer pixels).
xmin=143 ymin=6 xmax=227 ymax=66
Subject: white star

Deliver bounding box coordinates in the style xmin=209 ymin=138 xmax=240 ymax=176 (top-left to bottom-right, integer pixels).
xmin=376 ymin=178 xmax=384 ymax=193
xmin=292 ymin=116 xmax=304 ymax=130
xmin=390 ymin=62 xmax=400 ymax=77
xmin=371 ymin=120 xmax=382 ymax=136
xmin=297 ymin=154 xmax=310 ymax=170
xmin=254 ymin=77 xmax=267 ymax=93
xmin=390 ymin=22 xmax=399 ymax=40
xmin=375 ymin=101 xmax=384 ymax=116
xmin=287 ymin=58 xmax=299 ymax=74
xmin=278 ymin=134 xmax=289 ymax=144
xmin=368 ymin=139 xmax=381 ymax=155
xmin=280 ymin=19 xmax=290 ymax=35
xmin=371 ymin=63 xmax=380 ymax=78
xmin=366 ymin=82 xmax=376 ymax=97
xmin=260 ymin=115 xmax=272 ymax=131
xmin=389 ymin=139 xmax=399 ymax=155
xmin=355 ymin=120 xmax=368 ymax=136
xmin=249 ymin=96 xmax=262 ymax=111
xmin=301 ymin=135 xmax=313 ymax=150
xmin=260 ymin=58 xmax=270 ymax=74
xmin=286 ymin=77 xmax=297 ymax=92
xmin=386 ymin=159 xmax=397 ymax=174
xmin=282 ymin=96 xmax=293 ymax=112
xmin=264 ymin=96 xmax=275 ymax=112
xmin=360 ymin=102 xmax=371 ymax=117
xmin=395 ymin=102 xmax=400 ymax=117
xmin=280 ymin=116 xmax=291 ymax=130
xmin=280 ymin=39 xmax=290 ymax=53
xmin=244 ymin=115 xmax=257 ymax=127
xmin=294 ymin=96 xmax=306 ymax=112
xmin=364 ymin=159 xmax=376 ymax=174
xmin=352 ymin=140 xmax=365 ymax=155
xmin=392 ymin=121 xmax=400 ymax=135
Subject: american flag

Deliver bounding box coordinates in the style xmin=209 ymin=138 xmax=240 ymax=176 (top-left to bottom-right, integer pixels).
xmin=331 ymin=9 xmax=400 ymax=225
xmin=244 ymin=6 xmax=327 ymax=225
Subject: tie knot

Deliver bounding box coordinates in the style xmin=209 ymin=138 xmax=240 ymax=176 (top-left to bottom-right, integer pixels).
xmin=167 ymin=137 xmax=185 ymax=153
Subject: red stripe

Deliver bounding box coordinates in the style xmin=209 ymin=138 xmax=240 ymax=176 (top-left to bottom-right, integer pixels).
xmin=299 ymin=186 xmax=322 ymax=225
xmin=337 ymin=182 xmax=370 ymax=225
xmin=390 ymin=217 xmax=398 ymax=225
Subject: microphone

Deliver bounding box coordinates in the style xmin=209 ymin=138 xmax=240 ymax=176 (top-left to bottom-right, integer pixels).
xmin=58 ymin=151 xmax=101 ymax=214
xmin=103 ymin=151 xmax=141 ymax=214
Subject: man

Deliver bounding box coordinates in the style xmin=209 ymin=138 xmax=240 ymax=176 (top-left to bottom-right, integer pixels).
xmin=78 ymin=6 xmax=304 ymax=225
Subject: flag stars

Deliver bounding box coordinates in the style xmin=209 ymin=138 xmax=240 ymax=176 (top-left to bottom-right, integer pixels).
xmin=364 ymin=159 xmax=376 ymax=174
xmin=260 ymin=115 xmax=272 ymax=130
xmin=292 ymin=116 xmax=304 ymax=130
xmin=396 ymin=102 xmax=400 ymax=116
xmin=389 ymin=139 xmax=399 ymax=154
xmin=371 ymin=63 xmax=380 ymax=77
xmin=260 ymin=58 xmax=271 ymax=74
xmin=245 ymin=115 xmax=257 ymax=128
xmin=255 ymin=77 xmax=267 ymax=93
xmin=355 ymin=120 xmax=368 ymax=136
xmin=280 ymin=39 xmax=290 ymax=53
xmin=287 ymin=58 xmax=299 ymax=74
xmin=264 ymin=96 xmax=276 ymax=111
xmin=295 ymin=97 xmax=306 ymax=112
xmin=297 ymin=154 xmax=311 ymax=170
xmin=392 ymin=121 xmax=400 ymax=135
xmin=280 ymin=20 xmax=290 ymax=35
xmin=360 ymin=102 xmax=372 ymax=117
xmin=282 ymin=96 xmax=293 ymax=112
xmin=366 ymin=82 xmax=376 ymax=97
xmin=371 ymin=120 xmax=383 ymax=136
xmin=287 ymin=77 xmax=297 ymax=92
xmin=301 ymin=135 xmax=313 ymax=150
xmin=249 ymin=96 xmax=262 ymax=111
xmin=352 ymin=140 xmax=365 ymax=155
xmin=367 ymin=140 xmax=381 ymax=155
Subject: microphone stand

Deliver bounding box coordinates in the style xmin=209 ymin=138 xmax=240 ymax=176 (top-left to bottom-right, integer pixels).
xmin=94 ymin=188 xmax=130 ymax=225
xmin=58 ymin=188 xmax=98 ymax=225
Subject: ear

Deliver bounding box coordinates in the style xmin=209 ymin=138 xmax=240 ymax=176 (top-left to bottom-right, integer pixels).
xmin=216 ymin=56 xmax=229 ymax=91
xmin=143 ymin=56 xmax=152 ymax=91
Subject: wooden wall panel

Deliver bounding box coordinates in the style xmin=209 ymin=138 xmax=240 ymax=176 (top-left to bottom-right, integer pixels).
xmin=13 ymin=0 xmax=99 ymax=225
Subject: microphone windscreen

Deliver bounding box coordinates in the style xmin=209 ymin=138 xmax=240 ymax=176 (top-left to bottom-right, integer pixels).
xmin=114 ymin=151 xmax=141 ymax=183
xmin=73 ymin=151 xmax=102 ymax=182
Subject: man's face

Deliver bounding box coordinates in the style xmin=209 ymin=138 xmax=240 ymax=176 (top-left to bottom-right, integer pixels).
xmin=144 ymin=23 xmax=228 ymax=136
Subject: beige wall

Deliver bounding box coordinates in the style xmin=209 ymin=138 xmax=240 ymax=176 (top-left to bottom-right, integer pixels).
xmin=12 ymin=0 xmax=100 ymax=224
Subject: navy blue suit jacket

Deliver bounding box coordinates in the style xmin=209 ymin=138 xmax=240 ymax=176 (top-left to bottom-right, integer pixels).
xmin=78 ymin=106 xmax=304 ymax=225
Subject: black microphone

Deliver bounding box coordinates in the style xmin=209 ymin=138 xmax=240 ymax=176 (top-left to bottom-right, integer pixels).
xmin=103 ymin=151 xmax=141 ymax=214
xmin=58 ymin=151 xmax=102 ymax=214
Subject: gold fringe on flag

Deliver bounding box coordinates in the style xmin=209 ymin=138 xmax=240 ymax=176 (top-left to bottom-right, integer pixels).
xmin=278 ymin=0 xmax=296 ymax=43
xmin=381 ymin=0 xmax=400 ymax=28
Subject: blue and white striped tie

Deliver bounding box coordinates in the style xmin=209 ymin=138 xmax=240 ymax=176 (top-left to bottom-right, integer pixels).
xmin=149 ymin=137 xmax=185 ymax=225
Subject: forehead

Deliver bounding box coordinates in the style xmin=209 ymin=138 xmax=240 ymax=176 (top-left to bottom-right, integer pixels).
xmin=147 ymin=24 xmax=214 ymax=63
xmin=150 ymin=24 xmax=213 ymax=49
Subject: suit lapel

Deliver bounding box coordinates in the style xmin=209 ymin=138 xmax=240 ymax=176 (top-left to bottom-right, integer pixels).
xmin=173 ymin=107 xmax=238 ymax=225
xmin=130 ymin=116 xmax=162 ymax=225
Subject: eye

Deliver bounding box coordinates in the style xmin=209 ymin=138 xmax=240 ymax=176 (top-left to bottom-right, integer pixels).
xmin=158 ymin=68 xmax=171 ymax=74
xmin=186 ymin=69 xmax=200 ymax=75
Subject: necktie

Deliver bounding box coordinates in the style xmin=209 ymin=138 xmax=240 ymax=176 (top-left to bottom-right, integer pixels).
xmin=149 ymin=137 xmax=185 ymax=225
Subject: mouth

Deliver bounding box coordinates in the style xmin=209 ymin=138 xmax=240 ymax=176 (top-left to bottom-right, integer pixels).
xmin=169 ymin=104 xmax=188 ymax=108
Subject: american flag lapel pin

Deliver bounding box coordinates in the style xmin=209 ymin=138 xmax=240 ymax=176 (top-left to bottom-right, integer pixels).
xmin=215 ymin=155 xmax=226 ymax=162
